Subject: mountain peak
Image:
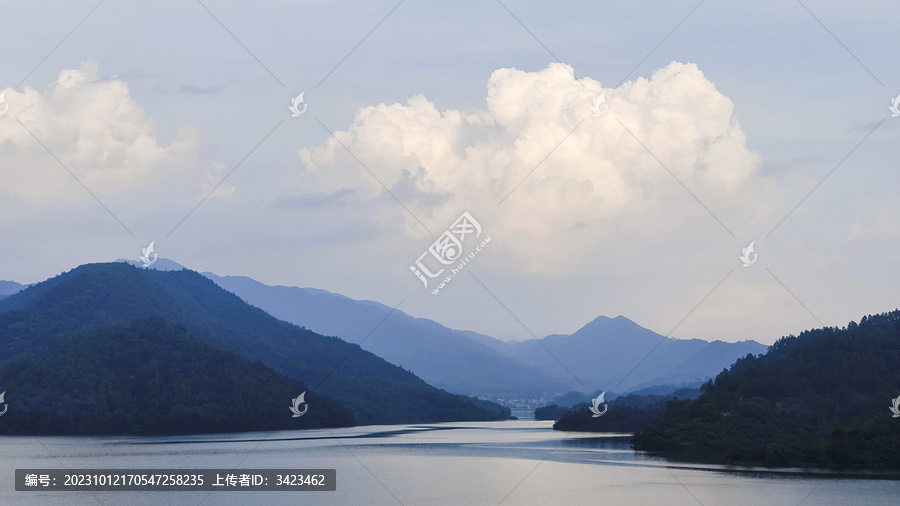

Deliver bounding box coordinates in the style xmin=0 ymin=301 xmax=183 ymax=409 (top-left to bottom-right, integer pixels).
xmin=587 ymin=315 xmax=615 ymax=325
xmin=582 ymin=314 xmax=642 ymax=332
xmin=115 ymin=257 xmax=187 ymax=271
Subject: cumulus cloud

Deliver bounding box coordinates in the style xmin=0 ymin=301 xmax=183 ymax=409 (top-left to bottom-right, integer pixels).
xmin=299 ymin=62 xmax=767 ymax=274
xmin=0 ymin=61 xmax=221 ymax=203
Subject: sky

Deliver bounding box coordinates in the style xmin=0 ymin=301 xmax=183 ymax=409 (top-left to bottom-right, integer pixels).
xmin=1 ymin=0 xmax=898 ymax=346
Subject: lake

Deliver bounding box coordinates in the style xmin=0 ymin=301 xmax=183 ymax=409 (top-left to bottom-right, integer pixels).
xmin=2 ymin=419 xmax=898 ymax=505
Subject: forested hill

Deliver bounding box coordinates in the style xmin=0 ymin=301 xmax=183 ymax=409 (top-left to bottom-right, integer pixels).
xmin=632 ymin=310 xmax=900 ymax=469
xmin=0 ymin=263 xmax=509 ymax=426
xmin=549 ymin=388 xmax=701 ymax=432
xmin=0 ymin=317 xmax=356 ymax=435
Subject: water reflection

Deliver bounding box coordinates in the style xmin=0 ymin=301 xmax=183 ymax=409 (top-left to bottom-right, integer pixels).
xmin=3 ymin=420 xmax=899 ymax=505
xmin=558 ymin=434 xmax=633 ymax=449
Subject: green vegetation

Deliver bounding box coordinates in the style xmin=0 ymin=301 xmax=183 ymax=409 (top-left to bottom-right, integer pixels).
xmin=0 ymin=263 xmax=509 ymax=428
xmin=549 ymin=389 xmax=700 ymax=431
xmin=0 ymin=317 xmax=356 ymax=435
xmin=632 ymin=311 xmax=900 ymax=469
xmin=553 ymin=402 xmax=666 ymax=432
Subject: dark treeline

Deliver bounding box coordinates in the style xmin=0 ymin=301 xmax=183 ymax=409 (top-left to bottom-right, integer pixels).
xmin=548 ymin=388 xmax=701 ymax=431
xmin=632 ymin=310 xmax=900 ymax=469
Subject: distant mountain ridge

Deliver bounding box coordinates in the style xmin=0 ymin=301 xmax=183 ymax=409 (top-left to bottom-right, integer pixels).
xmin=107 ymin=259 xmax=766 ymax=398
xmin=203 ymin=271 xmax=570 ymax=399
xmin=166 ymin=262 xmax=764 ymax=398
xmin=501 ymin=315 xmax=768 ymax=391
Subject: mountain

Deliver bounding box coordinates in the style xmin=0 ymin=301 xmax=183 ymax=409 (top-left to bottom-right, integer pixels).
xmin=0 ymin=263 xmax=509 ymax=426
xmin=202 ymin=272 xmax=570 ymax=398
xmin=632 ymin=310 xmax=900 ymax=469
xmin=121 ymin=258 xmax=185 ymax=271
xmin=112 ymin=259 xmax=766 ymax=398
xmin=0 ymin=281 xmax=26 ymax=301
xmin=0 ymin=316 xmax=356 ymax=435
xmin=499 ymin=316 xmax=767 ymax=392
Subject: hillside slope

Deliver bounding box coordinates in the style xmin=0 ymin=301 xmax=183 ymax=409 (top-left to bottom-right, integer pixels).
xmin=203 ymin=272 xmax=569 ymax=398
xmin=632 ymin=310 xmax=900 ymax=469
xmin=0 ymin=316 xmax=356 ymax=435
xmin=0 ymin=263 xmax=509 ymax=425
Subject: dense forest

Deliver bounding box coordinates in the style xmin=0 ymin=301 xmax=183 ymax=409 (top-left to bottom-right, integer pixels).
xmin=632 ymin=310 xmax=900 ymax=469
xmin=553 ymin=403 xmax=666 ymax=432
xmin=0 ymin=317 xmax=356 ymax=435
xmin=547 ymin=388 xmax=701 ymax=431
xmin=0 ymin=263 xmax=510 ymax=428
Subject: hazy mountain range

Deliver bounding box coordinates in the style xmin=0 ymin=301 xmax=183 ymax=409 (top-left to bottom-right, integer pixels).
xmin=203 ymin=271 xmax=571 ymax=399
xmin=6 ymin=258 xmax=769 ymax=411
xmin=0 ymin=262 xmax=508 ymax=429
xmin=500 ymin=315 xmax=767 ymax=393
xmin=123 ymin=260 xmax=766 ymax=398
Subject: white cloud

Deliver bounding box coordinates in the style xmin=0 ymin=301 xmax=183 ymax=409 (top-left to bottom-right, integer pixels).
xmin=299 ymin=62 xmax=767 ymax=275
xmin=0 ymin=61 xmax=217 ymax=202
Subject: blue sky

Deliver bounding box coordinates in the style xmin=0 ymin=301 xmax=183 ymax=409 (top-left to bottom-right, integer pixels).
xmin=1 ymin=0 xmax=898 ymax=345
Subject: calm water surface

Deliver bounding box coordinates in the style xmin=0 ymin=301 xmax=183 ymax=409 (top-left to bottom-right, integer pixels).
xmin=2 ymin=420 xmax=897 ymax=505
